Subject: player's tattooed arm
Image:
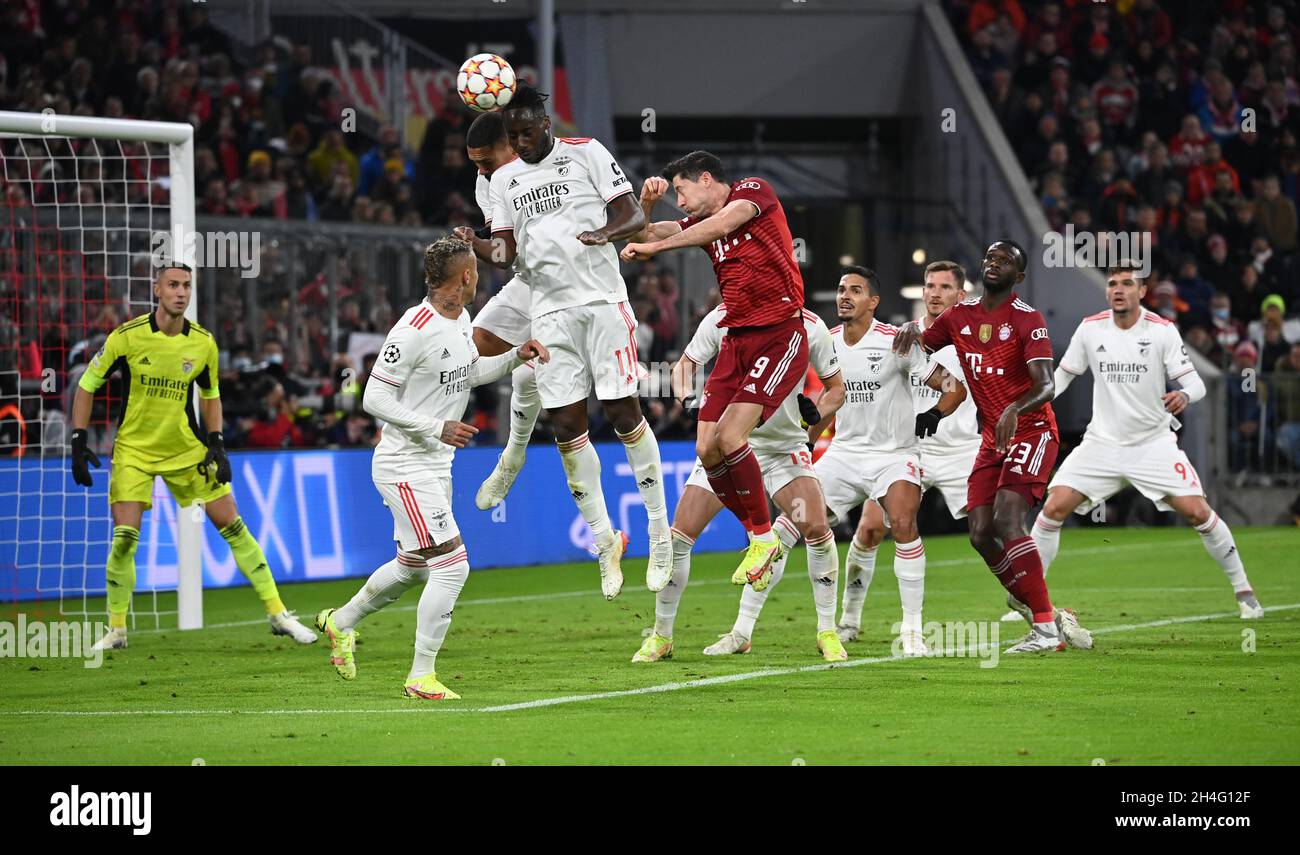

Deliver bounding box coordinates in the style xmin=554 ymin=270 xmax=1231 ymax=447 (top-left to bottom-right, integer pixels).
xmin=624 ymin=177 xmax=683 ymax=244
xmin=995 ymin=359 xmax=1055 ymax=453
xmin=453 ymin=226 xmax=516 ymax=268
xmin=620 ymin=198 xmax=757 ymax=261
xmin=577 ymin=193 xmax=646 ymax=246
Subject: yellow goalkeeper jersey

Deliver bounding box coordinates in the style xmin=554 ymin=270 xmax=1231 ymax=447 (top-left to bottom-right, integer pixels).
xmin=78 ymin=312 xmax=221 ymax=471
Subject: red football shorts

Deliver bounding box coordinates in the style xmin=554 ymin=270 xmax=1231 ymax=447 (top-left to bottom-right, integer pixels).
xmin=699 ymin=314 xmax=809 ymax=422
xmin=967 ymin=427 xmax=1060 ymax=510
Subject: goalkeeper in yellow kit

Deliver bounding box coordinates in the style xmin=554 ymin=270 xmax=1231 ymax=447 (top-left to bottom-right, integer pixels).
xmin=70 ymin=263 xmax=317 ymax=649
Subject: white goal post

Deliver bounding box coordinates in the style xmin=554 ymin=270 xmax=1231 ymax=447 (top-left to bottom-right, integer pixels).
xmin=0 ymin=110 xmax=204 ymax=630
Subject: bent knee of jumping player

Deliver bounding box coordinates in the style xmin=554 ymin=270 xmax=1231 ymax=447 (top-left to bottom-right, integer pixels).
xmin=1041 ymin=487 xmax=1079 ymax=521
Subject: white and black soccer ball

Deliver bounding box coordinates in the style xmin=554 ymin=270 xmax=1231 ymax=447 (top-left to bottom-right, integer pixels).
xmin=456 ymin=53 xmax=517 ymax=113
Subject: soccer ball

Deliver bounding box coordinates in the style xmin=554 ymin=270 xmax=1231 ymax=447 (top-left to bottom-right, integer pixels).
xmin=457 ymin=53 xmax=517 ymax=112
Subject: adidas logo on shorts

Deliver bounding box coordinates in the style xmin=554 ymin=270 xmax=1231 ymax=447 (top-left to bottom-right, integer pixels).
xmin=743 ymin=382 xmax=757 ymax=393
xmin=1009 ymin=464 xmax=1024 ymax=474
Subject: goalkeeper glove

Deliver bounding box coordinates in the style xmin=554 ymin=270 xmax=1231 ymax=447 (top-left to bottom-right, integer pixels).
xmin=680 ymin=395 xmax=700 ymax=422
xmin=70 ymin=428 xmax=101 ymax=488
xmin=796 ymin=393 xmax=821 ymax=429
xmin=915 ymin=406 xmax=944 ymax=439
xmin=198 ymin=431 xmax=232 ymax=484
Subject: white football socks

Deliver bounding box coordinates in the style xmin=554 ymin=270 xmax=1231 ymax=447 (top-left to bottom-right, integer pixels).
xmin=557 ymin=432 xmax=615 ymax=545
xmin=893 ymin=538 xmax=926 ymax=634
xmin=618 ymin=418 xmax=668 ymax=536
xmin=839 ymin=539 xmax=879 ymax=630
xmin=335 ymin=551 xmax=429 ymax=632
xmin=654 ymin=529 xmax=694 ymax=638
xmin=807 ymin=530 xmax=839 ymax=633
xmin=733 ymin=515 xmax=801 ymax=639
xmin=1195 ymin=511 xmax=1251 ymax=592
xmin=501 ymin=362 xmax=541 ymax=469
xmin=1031 ymin=512 xmax=1063 ymax=576
xmin=411 ymin=545 xmax=470 ymax=679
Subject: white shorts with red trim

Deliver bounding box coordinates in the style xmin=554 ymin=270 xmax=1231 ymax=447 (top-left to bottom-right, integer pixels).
xmin=472 ymin=275 xmax=532 ymax=346
xmin=1049 ymin=431 xmax=1204 ymax=514
xmin=531 ymin=301 xmax=640 ymax=408
xmin=374 ymin=476 xmax=460 ymax=552
xmin=684 ymin=446 xmax=817 ymax=500
xmin=815 ymin=447 xmax=923 ymax=527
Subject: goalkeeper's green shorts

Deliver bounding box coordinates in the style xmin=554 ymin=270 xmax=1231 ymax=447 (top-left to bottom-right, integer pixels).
xmin=108 ymin=460 xmax=232 ymax=510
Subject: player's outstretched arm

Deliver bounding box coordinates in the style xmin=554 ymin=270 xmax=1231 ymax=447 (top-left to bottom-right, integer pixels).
xmin=577 ymin=193 xmax=646 ymax=246
xmin=625 ymin=177 xmax=684 ymax=244
xmin=620 ymin=199 xmax=757 ymax=262
xmin=994 ymin=359 xmax=1055 ymax=453
xmin=892 ymin=321 xmax=924 ymax=355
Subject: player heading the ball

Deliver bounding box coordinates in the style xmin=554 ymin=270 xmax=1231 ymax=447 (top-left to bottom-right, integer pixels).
xmin=458 ymin=85 xmax=672 ymax=600
xmin=622 ymin=151 xmax=809 ymax=592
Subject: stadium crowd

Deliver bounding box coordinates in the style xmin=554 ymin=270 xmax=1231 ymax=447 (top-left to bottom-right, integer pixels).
xmin=951 ymin=0 xmax=1300 ymax=473
xmin=0 ymin=0 xmax=702 ymax=454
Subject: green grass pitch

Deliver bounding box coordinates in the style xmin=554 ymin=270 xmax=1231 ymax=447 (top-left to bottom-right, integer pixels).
xmin=2 ymin=527 xmax=1297 ymax=765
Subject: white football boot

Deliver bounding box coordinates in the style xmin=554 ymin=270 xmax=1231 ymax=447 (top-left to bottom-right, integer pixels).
xmin=897 ymin=630 xmax=931 ymax=657
xmin=596 ymin=530 xmax=628 ymax=600
xmin=475 ymin=452 xmax=523 ymax=510
xmin=1237 ymin=590 xmax=1265 ymax=619
xmin=269 ymin=610 xmax=318 ymax=644
xmin=836 ymin=623 xmax=862 ymax=644
xmin=91 ymin=627 xmax=128 ymax=651
xmin=702 ymin=631 xmax=752 ymax=656
xmin=1005 ymin=626 xmax=1066 ymax=654
xmin=645 ymin=529 xmax=673 ymax=592
xmin=1054 ymin=607 xmax=1093 ymax=650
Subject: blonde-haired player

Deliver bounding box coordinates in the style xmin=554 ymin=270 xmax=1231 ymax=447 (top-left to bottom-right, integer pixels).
xmin=315 ymin=237 xmax=549 ymax=699
xmin=1030 ymin=262 xmax=1264 ymax=620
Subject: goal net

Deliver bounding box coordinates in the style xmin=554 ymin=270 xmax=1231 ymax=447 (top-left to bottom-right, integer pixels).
xmin=0 ymin=110 xmax=203 ymax=630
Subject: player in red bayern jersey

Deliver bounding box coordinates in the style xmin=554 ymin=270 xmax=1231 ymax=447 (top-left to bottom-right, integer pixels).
xmin=621 ymin=151 xmax=809 ymax=590
xmin=893 ymin=240 xmax=1093 ymax=653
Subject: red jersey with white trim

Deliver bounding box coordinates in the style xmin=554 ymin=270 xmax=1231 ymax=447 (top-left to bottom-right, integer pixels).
xmin=678 ymin=177 xmax=803 ymax=328
xmin=1058 ymin=309 xmax=1196 ymax=446
xmin=921 ymin=293 xmax=1058 ymax=445
xmin=829 ymin=318 xmax=928 ymax=454
xmin=684 ymin=304 xmax=838 ymax=457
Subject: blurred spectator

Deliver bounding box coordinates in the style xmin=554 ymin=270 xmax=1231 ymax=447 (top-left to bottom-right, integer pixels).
xmin=243 ymin=378 xmax=303 ymax=448
xmin=1228 ymin=340 xmax=1263 ymax=471
xmin=306 ymin=129 xmax=358 ymax=191
xmin=1209 ymin=290 xmax=1247 ymax=361
xmin=1256 ymin=174 xmax=1299 ymax=252
xmin=1175 ymin=257 xmax=1216 ymax=329
xmin=1273 ymin=343 xmax=1300 ymax=468
xmin=1152 ymin=279 xmax=1189 ymax=322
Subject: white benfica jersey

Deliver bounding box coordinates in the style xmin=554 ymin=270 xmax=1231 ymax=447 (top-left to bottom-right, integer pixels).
xmin=369 ymin=299 xmax=480 ymax=482
xmin=831 ymin=318 xmax=928 ymax=454
xmin=911 ymin=318 xmax=981 ymax=455
xmin=685 ymin=304 xmax=840 ymax=456
xmin=1058 ymin=309 xmax=1197 ymax=446
xmin=488 ymin=137 xmax=633 ymax=318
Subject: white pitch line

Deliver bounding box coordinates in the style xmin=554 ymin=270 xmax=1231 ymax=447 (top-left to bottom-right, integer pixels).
xmin=4 ymin=603 xmax=1295 ymax=719
xmin=122 ymin=532 xmax=1295 ymax=636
